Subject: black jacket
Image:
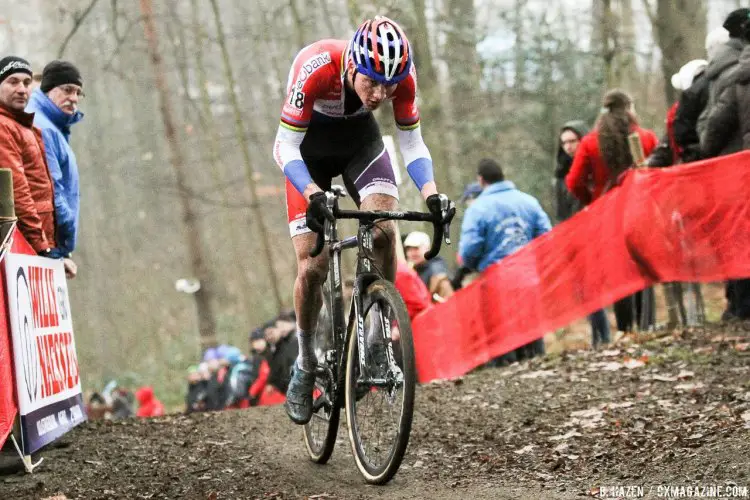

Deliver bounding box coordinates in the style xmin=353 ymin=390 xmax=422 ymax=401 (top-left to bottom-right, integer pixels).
xmin=698 ymin=38 xmax=746 ymax=157
xmin=704 ymin=44 xmax=750 ymax=156
xmin=266 ymin=333 xmax=298 ymax=393
xmin=673 ymin=70 xmax=708 ymax=159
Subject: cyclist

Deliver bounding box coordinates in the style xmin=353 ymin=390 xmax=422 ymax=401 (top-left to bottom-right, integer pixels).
xmin=272 ymin=16 xmax=455 ymax=425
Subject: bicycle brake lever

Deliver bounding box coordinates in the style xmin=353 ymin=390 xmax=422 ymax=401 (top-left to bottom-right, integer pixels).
xmin=443 ymin=222 xmax=452 ymax=245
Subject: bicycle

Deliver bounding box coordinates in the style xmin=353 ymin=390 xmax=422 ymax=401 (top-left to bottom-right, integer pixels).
xmin=302 ymin=186 xmax=453 ymax=485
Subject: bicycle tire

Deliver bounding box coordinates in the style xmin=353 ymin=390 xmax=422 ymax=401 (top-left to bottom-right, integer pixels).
xmin=303 ymin=292 xmax=342 ymax=464
xmin=344 ymin=279 xmax=416 ymax=484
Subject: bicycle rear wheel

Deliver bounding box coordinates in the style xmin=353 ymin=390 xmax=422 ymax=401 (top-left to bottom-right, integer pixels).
xmin=303 ymin=293 xmax=341 ymax=464
xmin=345 ymin=279 xmax=416 ymax=484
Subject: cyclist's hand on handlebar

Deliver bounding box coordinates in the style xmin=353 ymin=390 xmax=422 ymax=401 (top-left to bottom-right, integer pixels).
xmin=425 ymin=193 xmax=456 ymax=225
xmin=306 ymin=191 xmax=334 ymax=234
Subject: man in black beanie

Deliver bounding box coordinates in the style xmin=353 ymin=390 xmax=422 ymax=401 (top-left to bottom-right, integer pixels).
xmin=0 ymin=55 xmax=58 ymax=256
xmin=0 ymin=56 xmax=33 ymax=111
xmin=26 ymin=60 xmax=84 ymax=279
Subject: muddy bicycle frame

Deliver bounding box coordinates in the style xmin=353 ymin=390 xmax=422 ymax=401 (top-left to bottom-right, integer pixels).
xmin=310 ymin=188 xmax=450 ymax=390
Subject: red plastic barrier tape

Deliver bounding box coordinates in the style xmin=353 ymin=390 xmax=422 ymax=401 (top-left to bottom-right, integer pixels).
xmin=413 ymin=151 xmax=750 ymax=383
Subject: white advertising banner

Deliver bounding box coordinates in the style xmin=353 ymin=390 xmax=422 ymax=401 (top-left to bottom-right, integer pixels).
xmin=4 ymin=252 xmax=85 ymax=454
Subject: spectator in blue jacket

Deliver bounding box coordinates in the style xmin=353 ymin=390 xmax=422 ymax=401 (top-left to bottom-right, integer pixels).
xmin=26 ymin=60 xmax=84 ymax=279
xmin=459 ymin=158 xmax=551 ymax=272
xmin=459 ymin=158 xmax=551 ymax=362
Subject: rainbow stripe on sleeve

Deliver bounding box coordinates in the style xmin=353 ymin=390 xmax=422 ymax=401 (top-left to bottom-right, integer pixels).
xmin=280 ymin=116 xmax=308 ymax=133
xmin=396 ymin=118 xmax=420 ymax=131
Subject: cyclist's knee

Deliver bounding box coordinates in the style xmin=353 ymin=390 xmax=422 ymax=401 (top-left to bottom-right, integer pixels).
xmin=298 ymin=255 xmax=328 ymax=287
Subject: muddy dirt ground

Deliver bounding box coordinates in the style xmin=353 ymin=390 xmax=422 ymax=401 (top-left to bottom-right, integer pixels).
xmin=1 ymin=323 xmax=749 ymax=500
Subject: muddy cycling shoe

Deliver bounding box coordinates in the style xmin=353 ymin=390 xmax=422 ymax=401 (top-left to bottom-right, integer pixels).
xmin=285 ymin=362 xmax=317 ymax=425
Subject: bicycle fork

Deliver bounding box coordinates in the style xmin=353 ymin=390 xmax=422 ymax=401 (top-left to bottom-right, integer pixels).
xmin=352 ymin=225 xmax=402 ymax=391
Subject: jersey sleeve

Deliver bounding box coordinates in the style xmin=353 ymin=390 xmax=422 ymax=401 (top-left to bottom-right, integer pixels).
xmin=392 ymin=66 xmax=434 ymax=192
xmin=273 ymin=46 xmax=331 ymax=194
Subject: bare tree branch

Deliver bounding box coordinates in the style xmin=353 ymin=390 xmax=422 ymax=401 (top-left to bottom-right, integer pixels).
xmin=58 ymin=0 xmax=102 ymax=58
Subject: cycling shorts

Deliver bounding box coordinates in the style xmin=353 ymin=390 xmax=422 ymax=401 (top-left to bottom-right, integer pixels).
xmin=286 ymin=113 xmax=399 ymax=237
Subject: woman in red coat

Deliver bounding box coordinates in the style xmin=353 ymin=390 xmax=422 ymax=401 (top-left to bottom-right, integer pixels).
xmin=566 ymin=89 xmax=658 ymax=205
xmin=565 ymin=89 xmax=659 ymax=334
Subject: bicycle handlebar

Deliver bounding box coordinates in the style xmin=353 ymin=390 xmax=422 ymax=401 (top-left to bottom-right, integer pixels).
xmin=309 ymin=193 xmax=454 ymax=259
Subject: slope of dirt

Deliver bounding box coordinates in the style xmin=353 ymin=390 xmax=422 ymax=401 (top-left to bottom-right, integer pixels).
xmin=1 ymin=324 xmax=749 ymax=500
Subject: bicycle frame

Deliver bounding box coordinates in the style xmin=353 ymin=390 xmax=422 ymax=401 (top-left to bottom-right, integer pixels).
xmin=323 ymin=210 xmax=387 ymax=387
xmin=318 ymin=192 xmax=450 ymax=387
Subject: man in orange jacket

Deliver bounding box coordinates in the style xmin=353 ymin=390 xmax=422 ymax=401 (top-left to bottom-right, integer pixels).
xmin=0 ymin=56 xmax=57 ymax=256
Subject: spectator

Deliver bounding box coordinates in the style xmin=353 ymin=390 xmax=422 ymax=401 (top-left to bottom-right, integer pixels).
xmin=647 ymin=60 xmax=708 ymax=328
xmin=458 ymin=158 xmax=551 ymax=359
xmin=394 ymin=259 xmax=431 ymax=320
xmin=451 ymin=182 xmax=484 ymax=290
xmin=459 ymin=158 xmax=551 ymax=271
xmin=702 ymin=19 xmax=750 ymax=320
xmin=672 ymin=27 xmax=729 ymax=162
xmin=554 ymin=120 xmax=588 ymax=222
xmin=135 ymin=386 xmax=165 ymax=418
xmin=0 ymin=56 xmax=57 ymax=256
xmin=649 ymin=59 xmax=708 ymax=168
xmin=704 ymin=18 xmax=750 ymax=157
xmin=264 ymin=318 xmax=298 ymax=394
xmin=185 ymin=365 xmax=210 ymax=414
xmin=566 ymin=89 xmax=659 ymax=333
xmin=460 ymin=181 xmax=482 ymax=207
xmin=697 ymin=8 xmax=750 ymax=155
xmin=247 ymin=321 xmax=292 ymax=406
xmin=404 ymin=230 xmax=454 ymax=301
xmin=26 ymin=60 xmax=84 ymax=279
xmin=556 ymin=121 xmax=612 ymax=347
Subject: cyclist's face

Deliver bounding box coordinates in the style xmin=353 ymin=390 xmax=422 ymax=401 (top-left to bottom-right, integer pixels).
xmin=352 ymin=70 xmax=397 ymax=110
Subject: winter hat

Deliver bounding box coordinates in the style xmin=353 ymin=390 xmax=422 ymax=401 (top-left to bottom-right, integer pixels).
xmin=403 ymin=231 xmax=431 ymax=249
xmin=722 ymin=8 xmax=750 ymax=38
xmin=460 ymin=182 xmax=483 ymax=203
xmin=705 ymin=27 xmax=730 ymax=60
xmin=0 ymin=56 xmax=32 ymax=85
xmin=40 ymin=60 xmax=83 ymax=93
xmin=671 ymin=59 xmax=708 ymax=91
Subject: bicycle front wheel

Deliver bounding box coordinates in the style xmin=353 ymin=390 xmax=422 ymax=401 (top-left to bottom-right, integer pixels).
xmin=344 ymin=279 xmax=416 ymax=484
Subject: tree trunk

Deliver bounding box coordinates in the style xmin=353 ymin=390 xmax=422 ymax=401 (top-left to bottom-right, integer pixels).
xmin=208 ymin=0 xmax=285 ymax=314
xmin=653 ymin=0 xmax=707 ymax=106
xmin=600 ymin=0 xmax=617 ymax=89
xmin=188 ymin=0 xmax=257 ymax=323
xmin=406 ymin=0 xmax=456 ymax=196
xmin=139 ymin=0 xmax=218 ymax=351
xmin=513 ymin=0 xmax=527 ymax=92
xmin=616 ymin=0 xmax=637 ymax=90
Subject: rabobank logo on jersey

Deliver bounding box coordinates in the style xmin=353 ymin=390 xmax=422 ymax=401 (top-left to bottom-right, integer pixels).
xmin=295 ymin=51 xmax=332 ymax=89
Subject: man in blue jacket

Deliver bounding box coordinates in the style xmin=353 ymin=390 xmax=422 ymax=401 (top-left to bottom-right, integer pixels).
xmin=458 ymin=158 xmax=551 ymax=361
xmin=459 ymin=158 xmax=551 ymax=272
xmin=26 ymin=60 xmax=84 ymax=278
